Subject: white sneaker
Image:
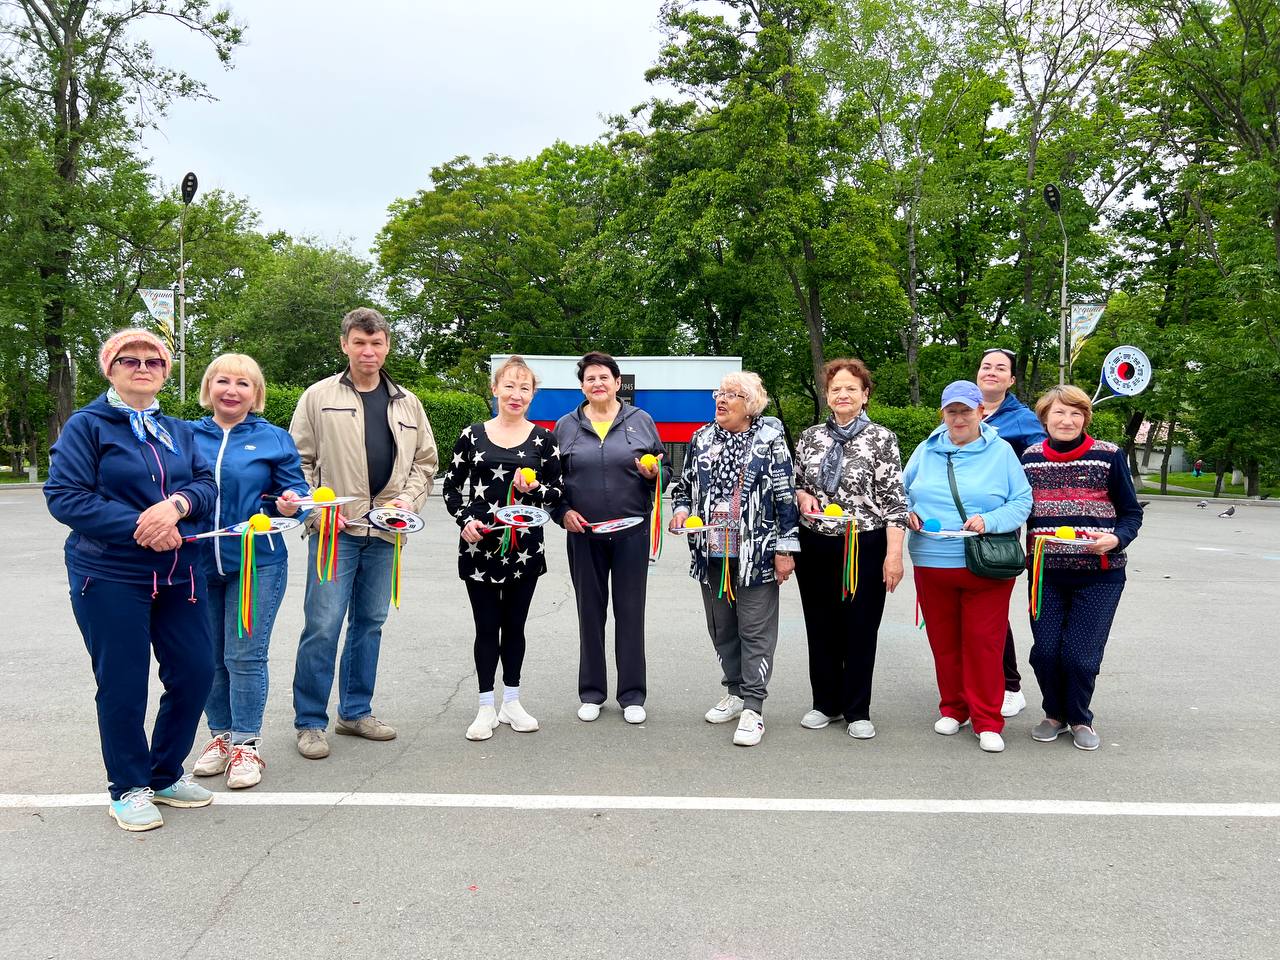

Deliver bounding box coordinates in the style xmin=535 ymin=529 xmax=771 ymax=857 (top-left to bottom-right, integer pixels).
xmin=466 ymin=705 xmax=500 ymax=741
xmin=498 ymin=700 xmax=539 ymax=733
xmin=193 ymin=733 xmax=230 ymax=776
xmin=226 ymin=741 xmax=264 ymax=789
xmin=979 ymin=731 xmax=1006 ymax=753
xmin=1001 ymin=690 xmax=1027 ymax=717
xmin=733 ymin=709 xmax=764 ymax=746
xmin=623 ymin=705 xmax=647 ymax=724
xmin=800 ymin=709 xmax=841 ymax=730
xmin=577 ymin=702 xmax=601 ymax=722
xmin=705 ymin=694 xmax=745 ymax=724
xmin=847 ymin=720 xmax=876 ymax=740
xmin=934 ymin=716 xmax=971 ymax=736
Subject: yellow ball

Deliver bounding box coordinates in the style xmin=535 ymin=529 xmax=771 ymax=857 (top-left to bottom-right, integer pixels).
xmin=685 ymin=515 xmax=704 ymax=529
xmin=640 ymin=453 xmax=659 ymax=470
xmin=519 ymin=467 xmax=537 ymax=484
xmin=1055 ymin=526 xmax=1077 ymax=540
xmin=248 ymin=513 xmax=272 ymax=532
xmin=312 ymin=486 xmax=335 ymax=503
xmin=824 ymin=503 xmax=845 ymax=517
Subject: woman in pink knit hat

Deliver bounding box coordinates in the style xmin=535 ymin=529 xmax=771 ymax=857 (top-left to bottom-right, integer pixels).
xmin=45 ymin=329 xmax=220 ymax=832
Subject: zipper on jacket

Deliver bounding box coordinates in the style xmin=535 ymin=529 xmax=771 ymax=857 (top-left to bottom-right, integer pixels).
xmin=212 ymin=425 xmax=232 ymax=577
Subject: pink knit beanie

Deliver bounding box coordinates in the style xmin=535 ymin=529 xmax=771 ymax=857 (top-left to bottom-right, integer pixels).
xmin=98 ymin=328 xmax=173 ymax=377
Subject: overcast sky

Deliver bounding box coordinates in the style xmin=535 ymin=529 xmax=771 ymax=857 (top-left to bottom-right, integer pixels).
xmin=140 ymin=1 xmax=668 ymax=257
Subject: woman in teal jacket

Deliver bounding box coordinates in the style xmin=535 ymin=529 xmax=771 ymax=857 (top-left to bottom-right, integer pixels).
xmin=189 ymin=354 xmax=308 ymax=790
xmin=903 ymin=381 xmax=1032 ymax=754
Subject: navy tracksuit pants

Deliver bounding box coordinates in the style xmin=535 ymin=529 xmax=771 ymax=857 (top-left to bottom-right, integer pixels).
xmin=566 ymin=531 xmax=649 ymax=708
xmin=68 ymin=572 xmax=214 ymax=800
xmin=1027 ymin=574 xmax=1125 ymax=727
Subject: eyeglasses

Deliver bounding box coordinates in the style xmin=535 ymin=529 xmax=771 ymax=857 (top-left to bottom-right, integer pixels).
xmin=114 ymin=356 xmax=168 ymax=372
xmin=713 ymin=390 xmax=749 ymax=402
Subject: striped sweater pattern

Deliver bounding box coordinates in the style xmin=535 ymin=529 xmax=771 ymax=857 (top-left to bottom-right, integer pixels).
xmin=1021 ymin=436 xmax=1142 ymax=574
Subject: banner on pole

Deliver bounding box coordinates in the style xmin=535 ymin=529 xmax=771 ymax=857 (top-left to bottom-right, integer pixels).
xmin=1069 ymin=303 xmax=1106 ymax=362
xmin=137 ymin=289 xmax=175 ymax=350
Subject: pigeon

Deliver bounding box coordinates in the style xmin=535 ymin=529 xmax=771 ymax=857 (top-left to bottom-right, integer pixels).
xmin=1138 ymin=500 xmax=1151 ymax=508
xmin=1197 ymin=500 xmax=1208 ymax=509
xmin=1218 ymin=505 xmax=1236 ymax=518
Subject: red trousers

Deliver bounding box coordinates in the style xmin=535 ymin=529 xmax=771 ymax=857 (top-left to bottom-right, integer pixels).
xmin=914 ymin=566 xmax=1015 ymax=734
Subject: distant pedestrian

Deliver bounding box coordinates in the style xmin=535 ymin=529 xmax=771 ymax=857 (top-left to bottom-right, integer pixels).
xmin=1193 ymin=458 xmax=1203 ymax=478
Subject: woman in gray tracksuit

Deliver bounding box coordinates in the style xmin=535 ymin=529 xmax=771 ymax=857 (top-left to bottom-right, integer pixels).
xmin=554 ymin=352 xmax=669 ymax=725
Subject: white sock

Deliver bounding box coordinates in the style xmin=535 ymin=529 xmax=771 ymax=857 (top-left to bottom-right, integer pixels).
xmin=503 ymin=686 xmax=520 ymax=704
xmin=479 ymin=691 xmax=494 ymax=708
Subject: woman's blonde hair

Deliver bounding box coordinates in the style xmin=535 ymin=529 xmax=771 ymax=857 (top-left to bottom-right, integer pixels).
xmin=491 ymin=355 xmax=540 ymax=391
xmin=199 ymin=354 xmax=267 ymax=413
xmin=1034 ymin=384 xmax=1093 ymax=428
xmin=720 ymin=371 xmax=769 ymax=417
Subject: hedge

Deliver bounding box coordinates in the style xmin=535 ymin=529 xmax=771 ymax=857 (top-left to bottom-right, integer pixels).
xmin=170 ymin=383 xmax=489 ymax=474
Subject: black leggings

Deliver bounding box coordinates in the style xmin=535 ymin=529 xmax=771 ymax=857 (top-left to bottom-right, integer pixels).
xmin=465 ymin=577 xmax=539 ymax=693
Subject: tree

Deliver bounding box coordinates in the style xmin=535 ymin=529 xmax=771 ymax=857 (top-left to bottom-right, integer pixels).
xmin=0 ymin=0 xmax=242 ymax=439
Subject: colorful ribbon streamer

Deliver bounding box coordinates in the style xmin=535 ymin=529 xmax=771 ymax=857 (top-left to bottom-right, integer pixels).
xmin=841 ymin=523 xmax=859 ymax=600
xmin=1029 ymin=536 xmax=1048 ymax=620
xmin=237 ymin=527 xmax=257 ymax=637
xmin=915 ymin=596 xmax=926 ymax=630
xmin=717 ymin=556 xmax=736 ymax=604
xmin=390 ymin=532 xmax=402 ymax=609
xmin=498 ymin=478 xmax=519 ymax=557
xmin=315 ymin=505 xmax=339 ymax=582
xmin=649 ymin=469 xmax=664 ymax=561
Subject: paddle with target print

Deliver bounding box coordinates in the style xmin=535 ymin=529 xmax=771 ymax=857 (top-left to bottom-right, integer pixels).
xmin=342 ymin=506 xmax=427 ymax=609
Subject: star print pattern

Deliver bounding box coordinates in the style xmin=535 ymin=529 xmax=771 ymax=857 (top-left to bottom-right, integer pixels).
xmin=441 ymin=421 xmax=564 ymax=583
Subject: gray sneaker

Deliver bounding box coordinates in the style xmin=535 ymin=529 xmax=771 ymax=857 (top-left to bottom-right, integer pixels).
xmin=1071 ymin=725 xmax=1101 ymax=751
xmin=847 ymin=720 xmax=876 ymax=740
xmin=1031 ymin=718 xmax=1069 ymax=742
xmin=335 ymin=715 xmax=397 ymax=741
xmin=296 ymin=728 xmax=330 ymax=759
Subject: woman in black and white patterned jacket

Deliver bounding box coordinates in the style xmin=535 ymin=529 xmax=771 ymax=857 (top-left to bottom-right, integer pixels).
xmin=669 ymin=371 xmax=800 ymax=748
xmin=792 ymin=359 xmax=908 ymax=742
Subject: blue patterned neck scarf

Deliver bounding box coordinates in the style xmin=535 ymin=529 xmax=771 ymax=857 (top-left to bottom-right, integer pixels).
xmin=106 ymin=387 xmax=179 ymax=455
xmin=819 ymin=411 xmax=871 ymax=494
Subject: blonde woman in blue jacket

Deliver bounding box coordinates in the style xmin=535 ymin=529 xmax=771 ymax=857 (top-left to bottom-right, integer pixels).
xmin=189 ymin=355 xmax=308 ymax=789
xmin=902 ymin=381 xmax=1033 ymax=754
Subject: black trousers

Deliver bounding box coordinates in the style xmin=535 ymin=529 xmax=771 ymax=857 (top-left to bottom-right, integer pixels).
xmin=1004 ymin=624 xmax=1022 ymax=692
xmin=794 ymin=525 xmax=888 ymax=722
xmin=566 ymin=531 xmax=649 ymax=707
xmin=465 ymin=577 xmax=539 ymax=693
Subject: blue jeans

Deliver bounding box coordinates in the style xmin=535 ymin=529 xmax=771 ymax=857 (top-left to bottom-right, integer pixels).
xmin=293 ymin=532 xmax=395 ymax=730
xmin=204 ymin=560 xmax=289 ymax=742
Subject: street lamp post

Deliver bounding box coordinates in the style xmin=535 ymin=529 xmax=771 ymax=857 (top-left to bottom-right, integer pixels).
xmin=178 ymin=171 xmax=198 ymax=402
xmin=1043 ymin=183 xmax=1068 ymax=386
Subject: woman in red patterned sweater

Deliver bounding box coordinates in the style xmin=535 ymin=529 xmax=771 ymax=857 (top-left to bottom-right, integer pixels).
xmin=1021 ymin=385 xmax=1144 ymax=751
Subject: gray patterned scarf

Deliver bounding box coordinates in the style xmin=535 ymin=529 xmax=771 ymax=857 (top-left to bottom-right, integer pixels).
xmin=819 ymin=412 xmax=870 ymax=494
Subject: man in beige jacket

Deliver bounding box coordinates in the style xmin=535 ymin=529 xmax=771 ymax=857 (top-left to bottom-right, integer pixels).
xmin=290 ymin=308 xmax=437 ymax=760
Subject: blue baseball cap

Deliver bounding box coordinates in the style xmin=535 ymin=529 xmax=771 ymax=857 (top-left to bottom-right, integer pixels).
xmin=940 ymin=380 xmax=983 ymax=409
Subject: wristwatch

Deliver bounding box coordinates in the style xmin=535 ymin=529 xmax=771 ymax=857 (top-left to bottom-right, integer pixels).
xmin=170 ymin=495 xmax=189 ymax=518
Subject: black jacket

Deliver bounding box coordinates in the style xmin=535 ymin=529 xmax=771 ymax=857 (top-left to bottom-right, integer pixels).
xmin=553 ymin=401 xmax=669 ymax=537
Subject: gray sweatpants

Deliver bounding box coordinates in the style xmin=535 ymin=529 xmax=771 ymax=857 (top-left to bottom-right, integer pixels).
xmin=699 ymin=558 xmax=780 ymax=714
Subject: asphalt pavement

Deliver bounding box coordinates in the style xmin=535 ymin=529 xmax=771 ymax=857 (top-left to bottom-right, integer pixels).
xmin=1 ymin=488 xmax=1276 ymax=959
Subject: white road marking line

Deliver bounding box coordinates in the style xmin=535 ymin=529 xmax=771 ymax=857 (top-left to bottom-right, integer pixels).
xmin=1 ymin=793 xmax=1278 ymax=817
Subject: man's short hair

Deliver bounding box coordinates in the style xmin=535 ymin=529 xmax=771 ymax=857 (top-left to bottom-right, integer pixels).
xmin=341 ymin=307 xmax=391 ymax=341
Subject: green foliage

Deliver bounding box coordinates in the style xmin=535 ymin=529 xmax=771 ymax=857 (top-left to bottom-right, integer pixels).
xmin=413 ymin=390 xmax=492 ymax=464
xmin=868 ymin=405 xmax=944 ymax=457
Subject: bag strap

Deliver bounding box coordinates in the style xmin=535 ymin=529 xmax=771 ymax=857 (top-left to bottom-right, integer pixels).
xmin=944 ymin=453 xmax=970 ymax=524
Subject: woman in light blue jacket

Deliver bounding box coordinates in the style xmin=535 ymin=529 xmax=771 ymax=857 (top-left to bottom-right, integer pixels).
xmin=189 ymin=355 xmax=308 ymax=789
xmin=902 ymin=381 xmax=1032 ymax=754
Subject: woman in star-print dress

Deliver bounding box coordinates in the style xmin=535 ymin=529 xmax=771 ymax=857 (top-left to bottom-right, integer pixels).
xmin=441 ymin=356 xmax=563 ymax=742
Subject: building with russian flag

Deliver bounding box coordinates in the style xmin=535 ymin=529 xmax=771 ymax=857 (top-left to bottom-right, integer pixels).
xmin=490 ymin=354 xmax=742 ymax=449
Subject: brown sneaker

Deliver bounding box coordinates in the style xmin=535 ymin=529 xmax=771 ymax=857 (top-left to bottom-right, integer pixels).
xmin=335 ymin=715 xmax=397 ymax=741
xmin=296 ymin=728 xmax=330 ymax=759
